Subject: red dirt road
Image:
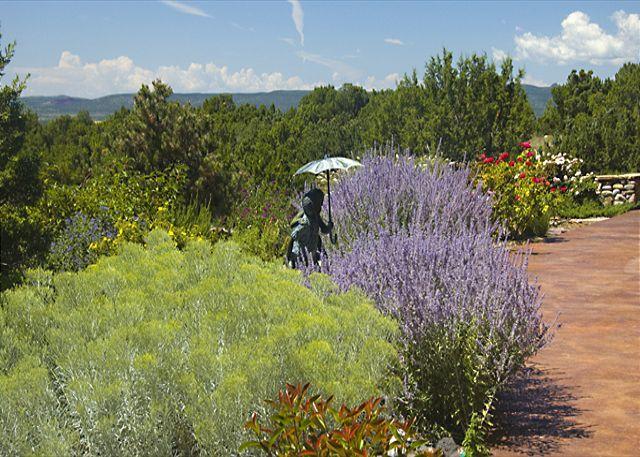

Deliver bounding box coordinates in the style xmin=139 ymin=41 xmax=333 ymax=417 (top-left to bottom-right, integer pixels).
xmin=492 ymin=210 xmax=640 ymax=456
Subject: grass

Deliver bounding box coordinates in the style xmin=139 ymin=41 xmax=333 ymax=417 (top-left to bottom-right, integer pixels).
xmin=555 ymin=199 xmax=637 ymax=219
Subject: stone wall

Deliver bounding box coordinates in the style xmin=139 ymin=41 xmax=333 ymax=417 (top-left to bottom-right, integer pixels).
xmin=595 ymin=173 xmax=640 ymax=205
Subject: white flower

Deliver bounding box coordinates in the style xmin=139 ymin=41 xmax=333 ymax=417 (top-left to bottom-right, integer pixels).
xmin=553 ymin=177 xmax=561 ymax=183
xmin=576 ymin=170 xmax=582 ymax=176
xmin=563 ymin=175 xmax=568 ymax=181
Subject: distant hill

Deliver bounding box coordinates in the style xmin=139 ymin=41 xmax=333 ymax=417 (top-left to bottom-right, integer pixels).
xmin=21 ymin=91 xmax=309 ymax=121
xmin=523 ymin=84 xmax=553 ymax=117
xmin=21 ymin=85 xmax=552 ymax=121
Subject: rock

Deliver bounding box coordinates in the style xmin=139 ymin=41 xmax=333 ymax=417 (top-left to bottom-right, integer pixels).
xmin=603 ymin=196 xmax=613 ymax=205
xmin=624 ymin=184 xmax=636 ymax=190
xmin=613 ymin=189 xmax=621 ymax=195
xmin=410 ymin=445 xmax=442 ymax=457
xmin=613 ymin=183 xmax=624 ymax=190
xmin=601 ymin=185 xmax=612 ymax=190
xmin=630 ymin=194 xmax=637 ymax=204
xmin=436 ymin=437 xmax=463 ymax=457
xmin=614 ymin=200 xmax=625 ymax=205
xmin=600 ymin=190 xmax=613 ymax=196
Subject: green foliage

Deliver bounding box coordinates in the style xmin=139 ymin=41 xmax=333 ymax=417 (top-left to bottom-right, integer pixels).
xmin=0 ymin=30 xmax=44 ymax=289
xmin=358 ymin=50 xmax=535 ymax=160
xmin=539 ymin=64 xmax=640 ymax=173
xmin=555 ymin=199 xmax=637 ymax=219
xmin=475 ymin=146 xmax=559 ymax=239
xmin=404 ymin=321 xmax=498 ymax=456
xmin=242 ymin=382 xmax=432 ymax=457
xmin=1 ymin=232 xmax=399 ymax=454
xmin=229 ymin=181 xmax=296 ymax=261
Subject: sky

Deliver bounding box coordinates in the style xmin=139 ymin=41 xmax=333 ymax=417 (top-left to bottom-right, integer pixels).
xmin=2 ymin=0 xmax=639 ymax=98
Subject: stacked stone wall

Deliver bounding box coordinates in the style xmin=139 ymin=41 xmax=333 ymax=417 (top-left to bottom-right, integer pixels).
xmin=595 ymin=174 xmax=639 ymax=205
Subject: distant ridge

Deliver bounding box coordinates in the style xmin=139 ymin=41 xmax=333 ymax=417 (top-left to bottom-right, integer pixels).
xmin=22 ymin=85 xmax=552 ymax=121
xmin=21 ymin=90 xmax=309 ymax=121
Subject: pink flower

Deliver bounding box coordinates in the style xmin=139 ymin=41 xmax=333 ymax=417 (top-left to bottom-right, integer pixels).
xmin=560 ymin=186 xmax=567 ymax=193
xmin=483 ymin=157 xmax=495 ymax=164
xmin=526 ymin=151 xmax=534 ymax=158
xmin=499 ymin=152 xmax=509 ymax=161
xmin=519 ymin=141 xmax=531 ymax=149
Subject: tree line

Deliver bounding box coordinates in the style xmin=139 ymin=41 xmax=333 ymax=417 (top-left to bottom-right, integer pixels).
xmin=1 ymin=29 xmax=639 ymax=288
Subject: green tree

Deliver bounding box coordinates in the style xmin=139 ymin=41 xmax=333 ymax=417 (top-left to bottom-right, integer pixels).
xmin=540 ymin=65 xmax=639 ymax=172
xmin=111 ymin=80 xmax=204 ymax=187
xmin=0 ymin=31 xmax=46 ymax=289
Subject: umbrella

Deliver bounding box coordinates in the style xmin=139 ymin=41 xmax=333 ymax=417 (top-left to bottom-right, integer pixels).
xmin=294 ymin=156 xmax=362 ymax=243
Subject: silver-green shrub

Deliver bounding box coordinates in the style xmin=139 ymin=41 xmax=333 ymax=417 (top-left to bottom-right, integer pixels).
xmin=0 ymin=230 xmax=398 ymax=455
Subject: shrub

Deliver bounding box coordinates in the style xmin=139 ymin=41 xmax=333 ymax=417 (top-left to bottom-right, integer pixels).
xmin=1 ymin=231 xmax=399 ymax=455
xmin=475 ymin=143 xmax=559 ymax=239
xmin=242 ymin=382 xmax=432 ymax=456
xmin=47 ymin=211 xmax=116 ymax=271
xmin=230 ymin=181 xmax=296 ymax=261
xmin=318 ymin=150 xmax=550 ymax=451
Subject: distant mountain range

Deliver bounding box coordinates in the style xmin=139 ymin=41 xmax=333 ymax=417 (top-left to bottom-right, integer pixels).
xmin=21 ymin=85 xmax=552 ymax=121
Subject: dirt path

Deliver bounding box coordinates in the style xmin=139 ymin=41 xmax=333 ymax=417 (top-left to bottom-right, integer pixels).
xmin=492 ymin=209 xmax=640 ymax=456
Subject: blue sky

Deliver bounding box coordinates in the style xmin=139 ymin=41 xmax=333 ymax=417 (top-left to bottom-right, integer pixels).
xmin=2 ymin=1 xmax=639 ymax=97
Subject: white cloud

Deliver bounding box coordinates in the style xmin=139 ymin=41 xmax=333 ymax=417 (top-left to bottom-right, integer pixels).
xmin=515 ymin=25 xmax=524 ymax=33
xmin=384 ymin=38 xmax=404 ymax=46
xmin=17 ymin=51 xmax=323 ymax=97
xmin=362 ymin=73 xmax=399 ymax=90
xmin=279 ymin=37 xmax=296 ymax=47
xmin=522 ymin=74 xmax=549 ymax=87
xmin=492 ymin=47 xmax=508 ymax=62
xmin=297 ymin=51 xmax=360 ymax=80
xmin=160 ymin=0 xmax=211 ymax=18
xmin=288 ymin=0 xmax=304 ymax=46
xmin=515 ymin=10 xmax=640 ymax=65
xmin=230 ymin=21 xmax=255 ymax=32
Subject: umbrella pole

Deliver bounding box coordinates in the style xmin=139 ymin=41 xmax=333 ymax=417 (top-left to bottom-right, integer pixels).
xmin=326 ymin=170 xmax=336 ymax=244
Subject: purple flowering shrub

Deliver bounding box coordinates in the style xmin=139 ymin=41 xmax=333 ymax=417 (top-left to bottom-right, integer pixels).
xmin=47 ymin=211 xmax=116 ymax=271
xmin=321 ymin=150 xmax=550 ymax=448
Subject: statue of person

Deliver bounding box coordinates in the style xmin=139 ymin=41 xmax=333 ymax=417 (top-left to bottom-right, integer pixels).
xmin=287 ymin=188 xmax=333 ymax=268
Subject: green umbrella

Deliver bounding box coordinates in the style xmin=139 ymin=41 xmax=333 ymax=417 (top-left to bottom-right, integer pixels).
xmin=294 ymin=156 xmax=362 ymax=243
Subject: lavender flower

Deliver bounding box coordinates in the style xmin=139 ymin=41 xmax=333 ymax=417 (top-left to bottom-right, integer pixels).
xmin=305 ymin=147 xmax=551 ymax=437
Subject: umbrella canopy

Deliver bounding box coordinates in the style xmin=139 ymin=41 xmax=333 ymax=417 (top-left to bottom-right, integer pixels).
xmin=294 ymin=156 xmax=362 ymax=176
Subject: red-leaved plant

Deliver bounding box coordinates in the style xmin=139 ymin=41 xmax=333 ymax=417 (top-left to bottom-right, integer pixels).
xmin=240 ymin=383 xmax=438 ymax=456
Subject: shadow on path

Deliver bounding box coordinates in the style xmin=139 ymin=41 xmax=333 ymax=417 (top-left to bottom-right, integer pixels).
xmin=490 ymin=365 xmax=593 ymax=455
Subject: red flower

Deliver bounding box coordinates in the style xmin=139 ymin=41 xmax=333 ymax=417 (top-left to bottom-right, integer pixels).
xmin=515 ymin=195 xmax=521 ymax=201
xmin=519 ymin=172 xmax=526 ymax=179
xmin=532 ymin=177 xmax=540 ymax=184
xmin=519 ymin=141 xmax=531 ymax=149
xmin=499 ymin=152 xmax=509 ymax=161
xmin=509 ymin=160 xmax=515 ymax=167
xmin=479 ymin=153 xmax=486 ymax=160
xmin=517 ymin=157 xmax=523 ymax=163
xmin=483 ymin=157 xmax=494 ymax=164
xmin=550 ymin=187 xmax=556 ymax=192
xmin=525 ymin=160 xmax=532 ymax=167
xmin=526 ymin=151 xmax=534 ymax=158
xmin=560 ymin=186 xmax=567 ymax=193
